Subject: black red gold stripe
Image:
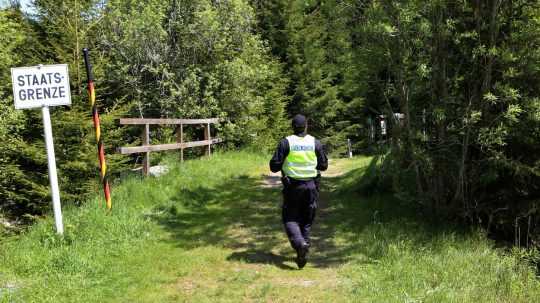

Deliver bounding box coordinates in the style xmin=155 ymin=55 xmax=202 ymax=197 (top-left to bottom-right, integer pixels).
xmin=83 ymin=48 xmax=112 ymax=210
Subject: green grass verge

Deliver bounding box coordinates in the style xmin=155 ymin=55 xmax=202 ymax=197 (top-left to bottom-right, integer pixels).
xmin=0 ymin=151 xmax=539 ymax=302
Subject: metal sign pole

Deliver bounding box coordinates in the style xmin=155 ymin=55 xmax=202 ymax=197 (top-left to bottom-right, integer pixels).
xmin=41 ymin=106 xmax=64 ymax=234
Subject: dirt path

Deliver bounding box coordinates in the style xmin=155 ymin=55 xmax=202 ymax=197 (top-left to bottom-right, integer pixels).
xmin=158 ymin=161 xmax=355 ymax=302
xmin=228 ymin=161 xmax=351 ymax=295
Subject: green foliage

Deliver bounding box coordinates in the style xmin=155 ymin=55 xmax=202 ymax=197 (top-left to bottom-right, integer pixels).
xmin=255 ymin=0 xmax=368 ymax=153
xmin=252 ymin=0 xmax=540 ymax=244
xmin=0 ymin=0 xmax=288 ymax=217
xmin=348 ymin=0 xmax=540 ymax=243
xmin=0 ymin=8 xmax=49 ymax=216
xmin=1 ymin=0 xmax=540 ymax=254
xmin=97 ymin=0 xmax=289 ymax=148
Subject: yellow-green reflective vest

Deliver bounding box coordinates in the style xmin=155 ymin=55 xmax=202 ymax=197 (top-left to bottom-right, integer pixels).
xmin=283 ymin=135 xmax=317 ymax=180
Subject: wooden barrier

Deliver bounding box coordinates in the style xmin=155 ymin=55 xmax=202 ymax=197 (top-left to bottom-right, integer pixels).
xmin=118 ymin=118 xmax=223 ymax=176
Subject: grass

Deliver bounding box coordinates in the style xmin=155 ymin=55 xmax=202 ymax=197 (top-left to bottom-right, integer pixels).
xmin=1 ymin=151 xmax=540 ymax=302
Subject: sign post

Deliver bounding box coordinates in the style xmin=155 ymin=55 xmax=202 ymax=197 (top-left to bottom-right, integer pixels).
xmin=41 ymin=105 xmax=64 ymax=234
xmin=11 ymin=64 xmax=71 ymax=234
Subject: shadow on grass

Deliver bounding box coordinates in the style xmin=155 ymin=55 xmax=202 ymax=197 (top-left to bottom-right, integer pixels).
xmin=228 ymin=250 xmax=296 ymax=270
xmin=149 ymin=159 xmax=471 ymax=270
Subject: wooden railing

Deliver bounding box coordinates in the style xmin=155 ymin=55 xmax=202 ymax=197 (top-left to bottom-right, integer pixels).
xmin=118 ymin=118 xmax=223 ymax=176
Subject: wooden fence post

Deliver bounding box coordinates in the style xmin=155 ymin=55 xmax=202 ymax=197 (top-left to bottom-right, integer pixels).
xmin=143 ymin=124 xmax=150 ymax=176
xmin=347 ymin=138 xmax=353 ymax=158
xmin=204 ymin=123 xmax=211 ymax=156
xmin=176 ymin=123 xmax=184 ymax=162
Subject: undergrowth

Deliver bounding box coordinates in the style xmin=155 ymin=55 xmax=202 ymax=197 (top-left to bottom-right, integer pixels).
xmin=0 ymin=151 xmax=539 ymax=302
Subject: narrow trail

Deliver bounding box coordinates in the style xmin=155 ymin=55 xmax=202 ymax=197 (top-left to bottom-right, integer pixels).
xmin=150 ymin=159 xmax=360 ymax=302
xmin=254 ymin=161 xmax=348 ymax=290
xmin=258 ymin=160 xmax=352 ymax=270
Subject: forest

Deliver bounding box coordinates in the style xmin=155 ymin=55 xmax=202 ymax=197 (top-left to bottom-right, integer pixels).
xmin=1 ymin=0 xmax=539 ymax=249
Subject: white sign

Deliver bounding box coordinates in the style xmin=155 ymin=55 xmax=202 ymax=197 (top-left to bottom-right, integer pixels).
xmin=10 ymin=63 xmax=71 ymax=235
xmin=11 ymin=64 xmax=71 ymax=109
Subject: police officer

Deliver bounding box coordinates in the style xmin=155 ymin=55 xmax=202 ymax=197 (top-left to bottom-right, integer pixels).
xmin=269 ymin=114 xmax=328 ymax=269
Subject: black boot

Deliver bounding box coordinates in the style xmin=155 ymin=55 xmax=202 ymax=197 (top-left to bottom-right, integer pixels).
xmin=295 ymin=242 xmax=309 ymax=269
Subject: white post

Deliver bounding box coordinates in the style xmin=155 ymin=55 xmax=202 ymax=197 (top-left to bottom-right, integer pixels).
xmin=347 ymin=138 xmax=353 ymax=158
xmin=41 ymin=106 xmax=64 ymax=234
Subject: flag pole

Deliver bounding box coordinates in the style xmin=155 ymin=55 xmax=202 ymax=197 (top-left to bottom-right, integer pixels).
xmin=83 ymin=48 xmax=112 ymax=210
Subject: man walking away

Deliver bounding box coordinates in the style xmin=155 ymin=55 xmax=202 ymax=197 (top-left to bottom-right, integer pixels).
xmin=269 ymin=114 xmax=328 ymax=269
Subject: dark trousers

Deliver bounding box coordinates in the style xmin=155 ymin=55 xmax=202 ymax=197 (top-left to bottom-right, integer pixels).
xmin=282 ymin=179 xmax=318 ymax=250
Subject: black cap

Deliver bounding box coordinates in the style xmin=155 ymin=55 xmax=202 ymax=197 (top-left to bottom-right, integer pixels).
xmin=292 ymin=114 xmax=307 ymax=133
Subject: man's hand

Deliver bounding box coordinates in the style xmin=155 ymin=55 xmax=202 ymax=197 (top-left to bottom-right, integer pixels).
xmin=281 ymin=175 xmax=291 ymax=189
